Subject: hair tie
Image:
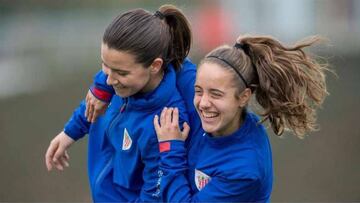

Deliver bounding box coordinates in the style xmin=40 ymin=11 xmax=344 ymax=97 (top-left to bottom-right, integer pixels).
xmin=234 ymin=42 xmax=258 ymax=90
xmin=234 ymin=42 xmax=251 ymax=55
xmin=154 ymin=11 xmax=165 ymax=19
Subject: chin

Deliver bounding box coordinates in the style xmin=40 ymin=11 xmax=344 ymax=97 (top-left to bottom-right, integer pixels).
xmin=115 ymin=89 xmax=132 ymax=98
xmin=201 ymin=123 xmax=218 ymax=135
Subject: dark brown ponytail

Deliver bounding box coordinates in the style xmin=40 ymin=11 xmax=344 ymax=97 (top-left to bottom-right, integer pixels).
xmin=159 ymin=5 xmax=192 ymax=70
xmin=103 ymin=4 xmax=192 ymax=71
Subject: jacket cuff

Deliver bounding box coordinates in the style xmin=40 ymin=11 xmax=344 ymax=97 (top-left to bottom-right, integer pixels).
xmin=89 ymin=86 xmax=113 ymax=103
xmin=159 ymin=140 xmax=185 ymax=153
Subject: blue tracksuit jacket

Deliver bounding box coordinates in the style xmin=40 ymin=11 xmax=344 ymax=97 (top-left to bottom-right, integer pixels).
xmin=63 ymin=65 xmax=189 ymax=202
xmin=159 ymin=111 xmax=273 ymax=202
xmin=90 ymin=58 xmax=202 ymax=152
xmin=88 ymin=58 xmax=273 ymax=201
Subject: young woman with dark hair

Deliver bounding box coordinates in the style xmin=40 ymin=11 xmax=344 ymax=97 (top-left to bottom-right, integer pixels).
xmin=154 ymin=34 xmax=330 ymax=202
xmin=45 ymin=5 xmax=197 ymax=202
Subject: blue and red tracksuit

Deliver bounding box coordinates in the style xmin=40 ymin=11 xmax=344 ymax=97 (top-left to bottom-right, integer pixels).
xmin=63 ymin=64 xmax=190 ymax=202
xmin=90 ymin=58 xmax=202 ymax=151
xmin=88 ymin=57 xmax=273 ymax=202
xmin=159 ymin=111 xmax=273 ymax=202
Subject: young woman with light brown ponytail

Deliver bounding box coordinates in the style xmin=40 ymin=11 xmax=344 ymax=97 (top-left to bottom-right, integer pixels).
xmin=154 ymin=35 xmax=329 ymax=202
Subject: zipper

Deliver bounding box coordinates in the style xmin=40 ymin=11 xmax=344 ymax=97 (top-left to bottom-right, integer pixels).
xmin=106 ymin=98 xmax=128 ymax=137
xmin=93 ymin=98 xmax=128 ymax=193
xmin=93 ymin=156 xmax=113 ymax=194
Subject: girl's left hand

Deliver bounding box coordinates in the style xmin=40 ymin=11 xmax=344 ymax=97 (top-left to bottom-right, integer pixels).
xmin=85 ymin=90 xmax=108 ymax=123
xmin=153 ymin=107 xmax=190 ymax=142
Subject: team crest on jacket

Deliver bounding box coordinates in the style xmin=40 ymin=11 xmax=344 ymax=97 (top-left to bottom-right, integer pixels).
xmin=195 ymin=169 xmax=211 ymax=191
xmin=122 ymin=128 xmax=132 ymax=150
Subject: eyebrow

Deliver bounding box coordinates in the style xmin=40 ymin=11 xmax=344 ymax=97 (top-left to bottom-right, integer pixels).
xmin=195 ymin=85 xmax=225 ymax=94
xmin=209 ymin=88 xmax=225 ymax=95
xmin=102 ymin=60 xmax=130 ymax=73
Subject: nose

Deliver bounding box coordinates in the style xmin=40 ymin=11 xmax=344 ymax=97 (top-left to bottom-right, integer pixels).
xmin=106 ymin=71 xmax=118 ymax=86
xmin=198 ymin=94 xmax=211 ymax=109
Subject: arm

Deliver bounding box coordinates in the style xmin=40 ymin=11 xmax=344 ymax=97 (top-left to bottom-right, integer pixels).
xmin=91 ymin=69 xmax=115 ymax=99
xmin=45 ymin=100 xmax=90 ymax=171
xmin=159 ymin=141 xmax=261 ymax=202
xmin=63 ymin=100 xmax=91 ymax=141
xmin=135 ymin=107 xmax=189 ymax=202
xmin=154 ymin=108 xmax=261 ymax=202
xmin=86 ymin=70 xmax=115 ymax=122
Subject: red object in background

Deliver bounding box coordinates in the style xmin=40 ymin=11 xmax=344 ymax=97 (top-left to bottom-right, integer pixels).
xmin=194 ymin=4 xmax=233 ymax=52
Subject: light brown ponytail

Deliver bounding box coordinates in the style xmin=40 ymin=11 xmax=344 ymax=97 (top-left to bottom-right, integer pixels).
xmin=201 ymin=35 xmax=330 ymax=138
xmin=239 ymin=35 xmax=329 ymax=137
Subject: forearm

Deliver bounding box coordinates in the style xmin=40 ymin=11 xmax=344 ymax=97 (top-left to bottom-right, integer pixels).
xmin=159 ymin=140 xmax=194 ymax=202
xmin=64 ymin=100 xmax=90 ymax=140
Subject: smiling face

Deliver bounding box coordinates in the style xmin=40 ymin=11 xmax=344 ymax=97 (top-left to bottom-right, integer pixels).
xmin=101 ymin=43 xmax=162 ymax=98
xmin=194 ymin=62 xmax=245 ymax=136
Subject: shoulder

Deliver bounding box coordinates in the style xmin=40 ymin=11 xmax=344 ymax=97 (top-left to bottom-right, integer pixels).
xmin=182 ymin=57 xmax=197 ymax=70
xmin=177 ymin=57 xmax=197 ymax=76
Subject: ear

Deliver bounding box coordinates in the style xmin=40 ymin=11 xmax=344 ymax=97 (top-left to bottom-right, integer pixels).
xmin=238 ymin=88 xmax=252 ymax=108
xmin=149 ymin=58 xmax=164 ymax=74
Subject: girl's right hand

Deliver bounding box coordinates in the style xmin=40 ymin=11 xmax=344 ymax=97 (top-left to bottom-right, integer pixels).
xmin=153 ymin=107 xmax=190 ymax=142
xmin=45 ymin=131 xmax=75 ymax=171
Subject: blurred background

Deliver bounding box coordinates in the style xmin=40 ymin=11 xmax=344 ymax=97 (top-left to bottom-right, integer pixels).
xmin=0 ymin=0 xmax=359 ymax=201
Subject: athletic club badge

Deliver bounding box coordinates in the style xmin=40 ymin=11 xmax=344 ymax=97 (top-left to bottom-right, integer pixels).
xmin=122 ymin=128 xmax=132 ymax=150
xmin=195 ymin=169 xmax=211 ymax=191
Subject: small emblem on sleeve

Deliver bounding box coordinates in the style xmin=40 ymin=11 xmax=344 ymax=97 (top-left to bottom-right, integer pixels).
xmin=122 ymin=128 xmax=132 ymax=150
xmin=195 ymin=169 xmax=211 ymax=191
xmin=159 ymin=142 xmax=171 ymax=153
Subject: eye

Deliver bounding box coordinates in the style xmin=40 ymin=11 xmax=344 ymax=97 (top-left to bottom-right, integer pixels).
xmin=210 ymin=91 xmax=223 ymax=99
xmin=116 ymin=71 xmax=128 ymax=76
xmin=194 ymin=88 xmax=203 ymax=96
xmin=211 ymin=93 xmax=222 ymax=98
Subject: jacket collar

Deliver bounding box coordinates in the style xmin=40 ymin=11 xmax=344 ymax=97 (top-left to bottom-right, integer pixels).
xmin=127 ymin=64 xmax=177 ymax=111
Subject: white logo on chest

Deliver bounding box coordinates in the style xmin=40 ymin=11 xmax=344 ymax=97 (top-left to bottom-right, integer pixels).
xmin=195 ymin=169 xmax=211 ymax=191
xmin=122 ymin=128 xmax=132 ymax=150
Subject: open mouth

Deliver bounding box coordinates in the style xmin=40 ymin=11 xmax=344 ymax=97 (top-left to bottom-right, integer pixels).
xmin=200 ymin=111 xmax=219 ymax=122
xmin=114 ymin=84 xmax=126 ymax=89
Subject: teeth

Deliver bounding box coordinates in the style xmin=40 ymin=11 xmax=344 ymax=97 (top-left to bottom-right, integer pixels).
xmin=202 ymin=112 xmax=218 ymax=118
xmin=115 ymin=85 xmax=125 ymax=89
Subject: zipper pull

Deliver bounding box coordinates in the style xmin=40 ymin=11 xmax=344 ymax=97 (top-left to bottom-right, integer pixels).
xmin=120 ymin=98 xmax=128 ymax=113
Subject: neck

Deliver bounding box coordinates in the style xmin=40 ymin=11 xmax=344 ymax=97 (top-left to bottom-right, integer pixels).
xmin=212 ymin=110 xmax=245 ymax=137
xmin=140 ymin=70 xmax=165 ymax=93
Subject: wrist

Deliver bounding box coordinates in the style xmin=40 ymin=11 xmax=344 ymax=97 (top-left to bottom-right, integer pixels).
xmin=90 ymin=86 xmax=112 ymax=103
xmin=159 ymin=140 xmax=185 ymax=153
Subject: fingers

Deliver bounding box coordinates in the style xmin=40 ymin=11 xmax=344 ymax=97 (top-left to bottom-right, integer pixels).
xmin=160 ymin=107 xmax=167 ymax=126
xmin=181 ymin=122 xmax=191 ymax=140
xmin=91 ymin=106 xmax=105 ymax=123
xmin=172 ymin=108 xmax=179 ymax=126
xmin=45 ymin=140 xmax=58 ymax=171
xmin=59 ymin=155 xmax=69 ymax=168
xmin=87 ymin=105 xmax=94 ymax=123
xmin=91 ymin=110 xmax=98 ymax=123
xmin=45 ymin=132 xmax=73 ymax=172
xmin=64 ymin=150 xmax=70 ymax=160
xmin=153 ymin=115 xmax=160 ymax=133
xmin=45 ymin=143 xmax=69 ymax=171
xmin=85 ymin=92 xmax=90 ymax=119
xmin=86 ymin=91 xmax=109 ymax=123
xmin=164 ymin=107 xmax=173 ymax=125
xmin=53 ymin=146 xmax=66 ymax=170
xmin=53 ymin=148 xmax=71 ymax=171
